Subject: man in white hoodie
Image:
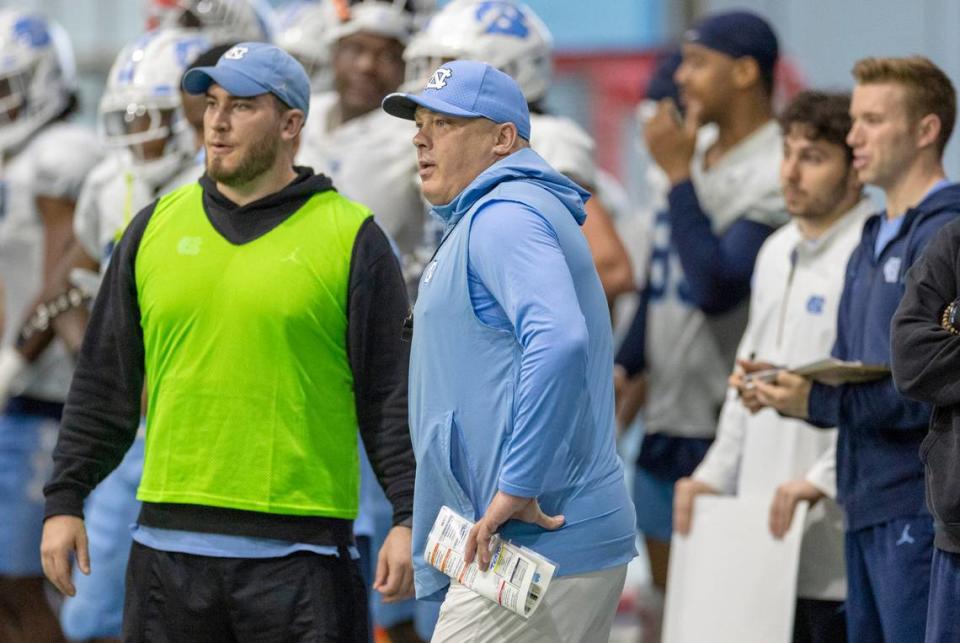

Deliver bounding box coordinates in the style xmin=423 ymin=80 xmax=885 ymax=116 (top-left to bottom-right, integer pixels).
xmin=673 ymin=90 xmax=871 ymax=642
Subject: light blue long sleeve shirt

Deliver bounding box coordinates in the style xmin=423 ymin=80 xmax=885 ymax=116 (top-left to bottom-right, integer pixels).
xmin=467 ymin=201 xmax=590 ymax=496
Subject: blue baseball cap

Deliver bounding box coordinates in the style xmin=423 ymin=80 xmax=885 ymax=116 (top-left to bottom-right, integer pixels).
xmin=684 ymin=11 xmax=779 ymax=80
xmin=182 ymin=42 xmax=310 ymax=116
xmin=381 ymin=60 xmax=531 ymax=140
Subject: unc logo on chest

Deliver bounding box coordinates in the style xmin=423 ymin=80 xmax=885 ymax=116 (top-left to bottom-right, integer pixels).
xmin=176 ymin=236 xmax=202 ymax=256
xmin=883 ymin=257 xmax=902 ymax=283
xmin=426 ymin=68 xmax=453 ymax=90
xmin=806 ymin=295 xmax=825 ymax=315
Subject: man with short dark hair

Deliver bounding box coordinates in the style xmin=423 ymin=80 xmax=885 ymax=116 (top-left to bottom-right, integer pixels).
xmin=382 ymin=60 xmax=636 ymax=642
xmin=675 ymin=90 xmax=869 ymax=642
xmin=755 ymin=55 xmax=960 ymax=642
xmin=40 ymin=42 xmax=416 ymax=641
xmin=613 ymin=11 xmax=789 ymax=621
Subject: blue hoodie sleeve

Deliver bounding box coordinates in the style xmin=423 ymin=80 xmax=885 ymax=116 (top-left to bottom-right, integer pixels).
xmin=467 ymin=200 xmax=589 ymax=498
xmin=810 ymin=378 xmax=930 ymax=432
xmin=667 ymin=180 xmax=776 ymax=314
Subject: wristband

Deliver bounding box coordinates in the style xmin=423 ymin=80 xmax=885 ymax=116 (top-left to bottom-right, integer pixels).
xmin=17 ymin=286 xmax=88 ymax=344
xmin=941 ymin=300 xmax=960 ymax=335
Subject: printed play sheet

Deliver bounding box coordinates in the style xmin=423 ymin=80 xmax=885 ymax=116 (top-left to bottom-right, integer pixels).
xmin=426 ymin=506 xmax=557 ymax=618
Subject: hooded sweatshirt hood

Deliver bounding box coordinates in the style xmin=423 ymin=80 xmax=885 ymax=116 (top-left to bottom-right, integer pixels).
xmin=865 ymin=182 xmax=960 ymax=275
xmin=430 ymin=147 xmax=591 ymax=231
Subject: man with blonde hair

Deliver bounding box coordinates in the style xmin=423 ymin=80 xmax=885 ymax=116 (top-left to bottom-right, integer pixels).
xmin=755 ymin=56 xmax=960 ymax=641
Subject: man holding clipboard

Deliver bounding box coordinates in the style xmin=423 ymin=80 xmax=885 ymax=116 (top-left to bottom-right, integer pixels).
xmin=753 ymin=56 xmax=960 ymax=642
xmin=674 ymin=90 xmax=869 ymax=642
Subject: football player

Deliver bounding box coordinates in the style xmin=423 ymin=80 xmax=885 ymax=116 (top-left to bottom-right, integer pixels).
xmin=0 ymin=10 xmax=102 ymax=640
xmin=53 ymin=29 xmax=213 ymax=641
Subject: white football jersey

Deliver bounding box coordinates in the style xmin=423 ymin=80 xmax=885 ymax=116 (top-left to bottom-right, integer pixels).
xmin=161 ymin=155 xmax=204 ymax=195
xmin=643 ymin=120 xmax=788 ymax=439
xmin=73 ymin=154 xmax=154 ymax=265
xmin=297 ymin=92 xmax=425 ymax=259
xmin=529 ymin=112 xmax=597 ymax=189
xmin=0 ymin=122 xmax=102 ymax=401
xmin=75 ymin=152 xmax=203 ymax=270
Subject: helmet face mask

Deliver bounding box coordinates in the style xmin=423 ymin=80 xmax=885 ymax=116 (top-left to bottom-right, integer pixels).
xmin=0 ymin=10 xmax=73 ymax=152
xmin=0 ymin=66 xmax=33 ymax=124
xmin=100 ymin=101 xmax=183 ymax=161
xmin=100 ymin=28 xmax=211 ymax=185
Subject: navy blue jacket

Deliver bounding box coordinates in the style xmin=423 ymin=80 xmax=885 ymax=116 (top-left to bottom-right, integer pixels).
xmin=807 ymin=184 xmax=960 ymax=531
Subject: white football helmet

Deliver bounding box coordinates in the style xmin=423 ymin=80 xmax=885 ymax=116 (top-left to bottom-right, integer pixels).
xmin=403 ymin=0 xmax=552 ymax=103
xmin=0 ymin=10 xmax=75 ymax=153
xmin=146 ymin=0 xmax=272 ymax=45
xmin=99 ymin=28 xmax=212 ymax=186
xmin=273 ymin=1 xmax=332 ymax=91
xmin=324 ymin=0 xmax=421 ymax=46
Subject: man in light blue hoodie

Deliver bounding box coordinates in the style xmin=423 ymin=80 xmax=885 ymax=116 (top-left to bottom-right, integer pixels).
xmin=382 ymin=60 xmax=637 ymax=642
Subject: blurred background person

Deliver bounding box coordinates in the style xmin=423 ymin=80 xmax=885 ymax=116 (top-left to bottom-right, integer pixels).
xmin=0 ymin=9 xmax=102 ymax=641
xmin=403 ymin=0 xmax=635 ymax=307
xmin=297 ymin=0 xmax=428 ymax=279
xmin=54 ymin=29 xmax=212 ymax=643
xmin=674 ymin=90 xmax=871 ymax=643
xmin=754 ymin=56 xmax=960 ymax=642
xmin=612 ymin=11 xmax=788 ymax=640
xmin=290 ymin=2 xmax=432 ymax=640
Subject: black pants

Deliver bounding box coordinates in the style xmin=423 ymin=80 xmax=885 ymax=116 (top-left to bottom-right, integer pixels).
xmin=122 ymin=542 xmax=369 ymax=642
xmin=794 ymin=598 xmax=846 ymax=643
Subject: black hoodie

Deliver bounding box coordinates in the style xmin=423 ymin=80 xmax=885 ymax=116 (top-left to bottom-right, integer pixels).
xmin=893 ymin=213 xmax=960 ymax=552
xmin=43 ymin=167 xmax=415 ymax=545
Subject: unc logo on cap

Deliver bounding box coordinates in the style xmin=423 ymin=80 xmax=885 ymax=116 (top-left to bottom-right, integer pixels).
xmin=224 ymin=46 xmax=248 ymax=60
xmin=426 ymin=67 xmax=453 ymax=90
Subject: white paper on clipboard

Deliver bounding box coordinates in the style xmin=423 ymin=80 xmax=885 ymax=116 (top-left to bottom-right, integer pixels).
xmin=662 ymin=495 xmax=808 ymax=643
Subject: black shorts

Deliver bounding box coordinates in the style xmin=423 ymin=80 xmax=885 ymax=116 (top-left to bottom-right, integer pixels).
xmin=122 ymin=541 xmax=368 ymax=642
